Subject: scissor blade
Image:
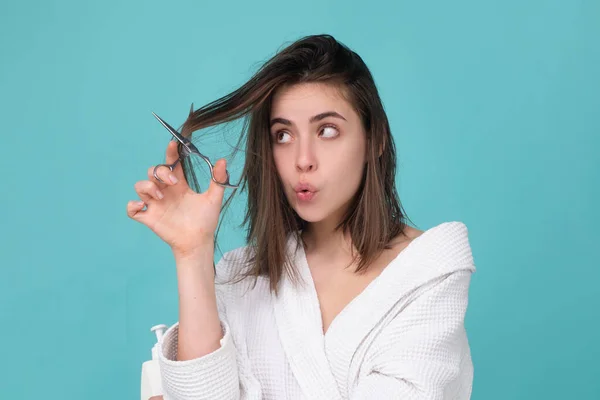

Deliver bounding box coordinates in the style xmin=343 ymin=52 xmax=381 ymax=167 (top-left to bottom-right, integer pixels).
xmin=151 ymin=112 xmax=190 ymax=146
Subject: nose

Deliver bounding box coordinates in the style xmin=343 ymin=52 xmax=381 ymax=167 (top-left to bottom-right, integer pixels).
xmin=295 ymin=137 xmax=317 ymax=173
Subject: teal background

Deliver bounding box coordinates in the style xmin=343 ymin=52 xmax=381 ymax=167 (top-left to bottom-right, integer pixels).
xmin=1 ymin=0 xmax=598 ymax=398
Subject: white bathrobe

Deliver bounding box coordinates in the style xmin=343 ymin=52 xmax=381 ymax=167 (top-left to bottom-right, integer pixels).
xmin=157 ymin=221 xmax=477 ymax=400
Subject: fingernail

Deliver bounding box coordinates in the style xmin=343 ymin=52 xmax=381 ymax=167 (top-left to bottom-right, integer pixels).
xmin=156 ymin=190 xmax=164 ymax=199
xmin=169 ymin=174 xmax=178 ymax=184
xmin=136 ymin=201 xmax=145 ymax=207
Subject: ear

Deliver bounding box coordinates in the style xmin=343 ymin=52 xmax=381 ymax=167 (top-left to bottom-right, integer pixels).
xmin=365 ymin=136 xmax=386 ymax=163
xmin=378 ymin=136 xmax=386 ymax=157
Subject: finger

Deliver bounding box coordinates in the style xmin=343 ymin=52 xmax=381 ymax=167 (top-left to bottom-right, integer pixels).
xmin=134 ymin=180 xmax=165 ymax=202
xmin=165 ymin=140 xmax=186 ymax=181
xmin=165 ymin=139 xmax=180 ymax=164
xmin=207 ymin=158 xmax=227 ymax=203
xmin=148 ymin=141 xmax=185 ymax=185
xmin=126 ymin=200 xmax=149 ymax=222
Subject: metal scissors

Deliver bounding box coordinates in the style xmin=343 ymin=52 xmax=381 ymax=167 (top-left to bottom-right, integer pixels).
xmin=151 ymin=110 xmax=239 ymax=189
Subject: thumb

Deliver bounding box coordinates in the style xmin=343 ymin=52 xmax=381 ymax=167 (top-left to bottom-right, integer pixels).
xmin=207 ymin=158 xmax=228 ymax=202
xmin=165 ymin=140 xmax=180 ymax=164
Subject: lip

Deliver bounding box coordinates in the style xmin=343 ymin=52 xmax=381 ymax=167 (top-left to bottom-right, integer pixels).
xmin=294 ymin=182 xmax=318 ymax=192
xmin=296 ymin=190 xmax=317 ymax=202
xmin=294 ymin=182 xmax=318 ymax=202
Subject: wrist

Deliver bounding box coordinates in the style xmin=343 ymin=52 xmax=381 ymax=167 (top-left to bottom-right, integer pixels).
xmin=172 ymin=241 xmax=214 ymax=262
xmin=172 ymin=243 xmax=216 ymax=282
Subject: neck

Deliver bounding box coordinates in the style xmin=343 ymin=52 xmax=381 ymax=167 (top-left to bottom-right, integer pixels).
xmin=301 ymin=220 xmax=355 ymax=260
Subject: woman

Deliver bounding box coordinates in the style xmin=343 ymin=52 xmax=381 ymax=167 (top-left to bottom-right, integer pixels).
xmin=127 ymin=34 xmax=476 ymax=400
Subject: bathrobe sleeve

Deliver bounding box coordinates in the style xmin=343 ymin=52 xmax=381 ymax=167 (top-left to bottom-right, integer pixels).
xmin=156 ymin=248 xmax=263 ymax=400
xmin=350 ymin=269 xmax=475 ymax=400
xmin=156 ymin=283 xmax=242 ymax=400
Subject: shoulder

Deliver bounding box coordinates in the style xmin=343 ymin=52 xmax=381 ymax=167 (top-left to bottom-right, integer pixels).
xmin=384 ymin=221 xmax=476 ymax=291
xmin=429 ymin=221 xmax=475 ymax=272
xmin=388 ymin=225 xmax=425 ymax=250
xmin=404 ymin=225 xmax=426 ymax=240
xmin=377 ymin=222 xmax=476 ymax=327
xmin=411 ymin=221 xmax=474 ymax=270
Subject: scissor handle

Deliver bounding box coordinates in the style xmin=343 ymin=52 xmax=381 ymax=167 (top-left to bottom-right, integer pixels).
xmin=200 ymin=154 xmax=238 ymax=189
xmin=211 ymin=168 xmax=238 ymax=189
xmin=152 ymin=156 xmax=238 ymax=189
xmin=152 ymin=159 xmax=181 ymax=184
xmin=175 ymin=140 xmax=237 ymax=188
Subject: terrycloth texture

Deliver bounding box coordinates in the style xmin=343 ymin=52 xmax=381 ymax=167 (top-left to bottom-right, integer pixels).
xmin=157 ymin=221 xmax=477 ymax=400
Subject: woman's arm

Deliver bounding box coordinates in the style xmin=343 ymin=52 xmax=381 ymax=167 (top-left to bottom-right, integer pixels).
xmin=156 ymin=246 xmax=243 ymax=400
xmin=173 ymin=243 xmax=223 ymax=360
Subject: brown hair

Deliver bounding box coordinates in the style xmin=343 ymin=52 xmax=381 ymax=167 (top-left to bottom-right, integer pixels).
xmin=178 ymin=34 xmax=416 ymax=295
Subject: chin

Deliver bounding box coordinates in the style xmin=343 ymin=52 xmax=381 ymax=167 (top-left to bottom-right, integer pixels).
xmin=296 ymin=213 xmax=324 ymax=224
xmin=291 ymin=203 xmax=329 ymax=223
xmin=292 ymin=208 xmax=321 ymax=223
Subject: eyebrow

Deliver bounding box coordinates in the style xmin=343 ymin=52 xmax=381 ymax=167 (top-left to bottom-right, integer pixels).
xmin=270 ymin=111 xmax=347 ymax=128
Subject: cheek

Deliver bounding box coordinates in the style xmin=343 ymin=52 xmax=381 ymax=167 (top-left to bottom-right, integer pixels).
xmin=334 ymin=145 xmax=366 ymax=190
xmin=272 ymin=150 xmax=288 ymax=179
xmin=329 ymin=143 xmax=365 ymax=176
xmin=339 ymin=161 xmax=364 ymax=191
xmin=323 ymin=154 xmax=364 ymax=199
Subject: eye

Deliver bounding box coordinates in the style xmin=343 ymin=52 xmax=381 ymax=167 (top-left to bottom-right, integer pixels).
xmin=273 ymin=130 xmax=291 ymax=144
xmin=272 ymin=124 xmax=340 ymax=144
xmin=320 ymin=125 xmax=339 ymax=138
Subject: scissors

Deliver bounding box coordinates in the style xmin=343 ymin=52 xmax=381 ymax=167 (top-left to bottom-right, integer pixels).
xmin=151 ymin=110 xmax=239 ymax=189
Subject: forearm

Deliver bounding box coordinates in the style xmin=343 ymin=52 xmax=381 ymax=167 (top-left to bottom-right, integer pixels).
xmin=173 ymin=243 xmax=223 ymax=361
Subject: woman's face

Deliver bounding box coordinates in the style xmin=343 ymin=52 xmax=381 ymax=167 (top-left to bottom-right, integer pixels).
xmin=270 ymin=82 xmax=367 ymax=228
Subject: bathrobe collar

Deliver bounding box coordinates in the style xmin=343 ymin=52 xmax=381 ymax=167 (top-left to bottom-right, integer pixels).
xmin=271 ymin=221 xmax=475 ymax=399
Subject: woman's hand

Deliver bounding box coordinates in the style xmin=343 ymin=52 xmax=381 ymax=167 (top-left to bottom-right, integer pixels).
xmin=127 ymin=140 xmax=228 ymax=258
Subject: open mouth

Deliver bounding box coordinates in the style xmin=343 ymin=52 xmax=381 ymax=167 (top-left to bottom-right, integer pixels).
xmin=296 ymin=190 xmax=317 ymax=201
